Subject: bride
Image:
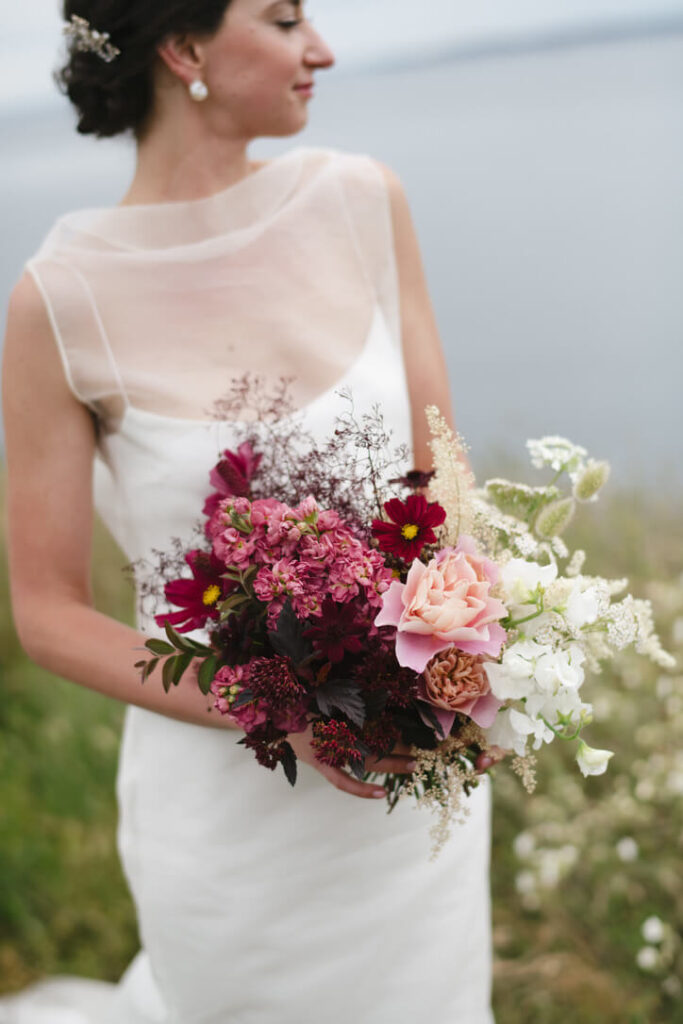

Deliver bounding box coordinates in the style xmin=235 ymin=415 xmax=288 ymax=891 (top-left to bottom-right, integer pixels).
xmin=1 ymin=1 xmax=499 ymax=1021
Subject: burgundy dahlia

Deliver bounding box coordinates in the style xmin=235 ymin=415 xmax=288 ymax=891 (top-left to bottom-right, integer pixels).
xmin=371 ymin=494 xmax=446 ymax=560
xmin=155 ymin=549 xmax=231 ymax=633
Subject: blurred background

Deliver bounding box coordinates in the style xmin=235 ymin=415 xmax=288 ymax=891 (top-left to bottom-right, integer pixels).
xmin=1 ymin=2 xmax=682 ymax=1022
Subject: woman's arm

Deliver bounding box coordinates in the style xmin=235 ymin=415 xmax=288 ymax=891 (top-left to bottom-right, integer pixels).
xmin=1 ymin=271 xmax=239 ymax=731
xmin=376 ymin=161 xmax=474 ymax=478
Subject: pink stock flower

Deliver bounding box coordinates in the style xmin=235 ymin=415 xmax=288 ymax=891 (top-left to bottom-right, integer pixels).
xmin=374 ymin=535 xmax=508 ymax=672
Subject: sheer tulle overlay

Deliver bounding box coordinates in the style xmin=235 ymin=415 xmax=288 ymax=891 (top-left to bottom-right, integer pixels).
xmin=1 ymin=146 xmax=495 ymax=1023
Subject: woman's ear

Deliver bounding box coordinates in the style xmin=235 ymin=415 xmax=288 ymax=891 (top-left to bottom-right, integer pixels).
xmin=156 ymin=33 xmax=206 ymax=87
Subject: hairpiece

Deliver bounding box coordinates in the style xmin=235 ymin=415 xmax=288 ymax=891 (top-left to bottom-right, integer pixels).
xmin=63 ymin=13 xmax=121 ymax=63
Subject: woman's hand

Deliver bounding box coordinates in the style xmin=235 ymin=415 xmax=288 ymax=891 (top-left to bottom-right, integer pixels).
xmin=475 ymin=745 xmax=509 ymax=772
xmin=286 ymin=724 xmax=416 ymax=800
xmin=286 ymin=725 xmax=509 ymax=799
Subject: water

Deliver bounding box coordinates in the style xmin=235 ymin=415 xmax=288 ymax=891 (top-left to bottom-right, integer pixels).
xmin=1 ymin=30 xmax=682 ymax=492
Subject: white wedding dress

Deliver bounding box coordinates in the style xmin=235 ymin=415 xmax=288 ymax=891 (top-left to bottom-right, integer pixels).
xmin=1 ymin=145 xmax=494 ymax=1024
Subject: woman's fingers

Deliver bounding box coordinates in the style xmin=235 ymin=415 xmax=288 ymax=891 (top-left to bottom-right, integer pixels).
xmin=319 ymin=764 xmax=387 ymax=800
xmin=365 ymin=753 xmax=416 ymax=774
xmin=475 ymin=745 xmax=509 ymax=773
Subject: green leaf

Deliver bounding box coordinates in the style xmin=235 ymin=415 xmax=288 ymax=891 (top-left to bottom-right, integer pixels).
xmin=146 ymin=638 xmax=175 ymax=656
xmin=172 ymin=651 xmax=195 ymax=685
xmin=162 ymin=656 xmax=178 ymax=693
xmin=163 ymin=621 xmax=206 ymax=654
xmin=141 ymin=657 xmax=160 ymax=683
xmin=197 ymin=655 xmax=218 ymax=695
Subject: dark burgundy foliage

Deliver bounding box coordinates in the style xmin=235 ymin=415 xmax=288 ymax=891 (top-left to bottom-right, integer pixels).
xmin=237 ymin=724 xmax=292 ymax=772
xmin=303 ymin=600 xmax=366 ymax=663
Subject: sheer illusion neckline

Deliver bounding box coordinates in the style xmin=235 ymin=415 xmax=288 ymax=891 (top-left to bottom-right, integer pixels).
xmin=115 ymin=303 xmax=386 ymax=433
xmin=56 ymin=145 xmax=309 ymax=252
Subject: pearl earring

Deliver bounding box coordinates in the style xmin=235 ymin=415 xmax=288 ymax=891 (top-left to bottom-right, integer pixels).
xmin=189 ymin=78 xmax=209 ymax=102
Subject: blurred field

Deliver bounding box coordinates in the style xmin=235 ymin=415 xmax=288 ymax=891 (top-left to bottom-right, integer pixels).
xmin=1 ymin=465 xmax=682 ymax=1021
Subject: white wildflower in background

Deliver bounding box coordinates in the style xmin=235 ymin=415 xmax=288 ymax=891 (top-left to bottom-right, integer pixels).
xmin=662 ymin=976 xmax=682 ymax=998
xmin=513 ymin=831 xmax=536 ymax=859
xmin=665 ymin=770 xmax=683 ymax=796
xmin=537 ymin=844 xmax=578 ymax=888
xmin=514 ymin=870 xmax=536 ymax=895
xmin=615 ymin=837 xmax=639 ymax=862
xmin=636 ymin=946 xmax=661 ymax=971
xmin=673 ymin=615 xmax=683 ymax=646
xmin=642 ymin=916 xmax=665 ymax=943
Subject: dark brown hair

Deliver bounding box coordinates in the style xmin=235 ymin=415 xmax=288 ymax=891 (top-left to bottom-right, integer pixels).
xmin=55 ymin=0 xmax=233 ymax=139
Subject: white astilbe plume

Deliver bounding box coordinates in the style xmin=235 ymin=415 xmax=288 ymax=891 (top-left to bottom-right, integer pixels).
xmin=425 ymin=405 xmax=476 ymax=545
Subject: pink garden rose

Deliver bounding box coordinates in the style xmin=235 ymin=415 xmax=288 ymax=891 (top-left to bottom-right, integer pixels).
xmin=374 ymin=535 xmax=508 ymax=673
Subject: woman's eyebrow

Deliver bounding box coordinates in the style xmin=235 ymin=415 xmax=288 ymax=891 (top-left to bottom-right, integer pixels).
xmin=264 ymin=0 xmax=302 ymax=11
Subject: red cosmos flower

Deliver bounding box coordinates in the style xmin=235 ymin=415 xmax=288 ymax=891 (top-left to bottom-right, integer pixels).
xmin=202 ymin=442 xmax=263 ymax=518
xmin=371 ymin=494 xmax=446 ymax=560
xmin=303 ymin=600 xmax=367 ymax=663
xmin=155 ymin=549 xmax=232 ymax=633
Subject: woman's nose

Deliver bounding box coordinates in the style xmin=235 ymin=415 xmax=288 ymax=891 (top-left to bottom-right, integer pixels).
xmin=304 ymin=24 xmax=336 ymax=70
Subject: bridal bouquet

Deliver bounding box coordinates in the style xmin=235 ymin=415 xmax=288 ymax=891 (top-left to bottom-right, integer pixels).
xmin=135 ymin=388 xmax=675 ymax=857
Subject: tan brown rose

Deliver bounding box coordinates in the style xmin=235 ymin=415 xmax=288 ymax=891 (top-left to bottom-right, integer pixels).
xmin=423 ymin=649 xmax=492 ymax=712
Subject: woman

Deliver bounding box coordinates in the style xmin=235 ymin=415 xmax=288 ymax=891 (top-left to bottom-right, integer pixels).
xmin=1 ymin=1 xmax=497 ymax=1021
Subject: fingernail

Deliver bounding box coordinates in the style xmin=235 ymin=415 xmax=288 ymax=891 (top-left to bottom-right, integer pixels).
xmin=373 ymin=789 xmax=386 ymax=798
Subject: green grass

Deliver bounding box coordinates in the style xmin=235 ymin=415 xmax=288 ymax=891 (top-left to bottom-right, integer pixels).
xmin=1 ymin=467 xmax=682 ymax=1021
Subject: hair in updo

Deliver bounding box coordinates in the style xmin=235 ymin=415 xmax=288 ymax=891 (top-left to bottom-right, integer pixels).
xmin=54 ymin=0 xmax=233 ymax=140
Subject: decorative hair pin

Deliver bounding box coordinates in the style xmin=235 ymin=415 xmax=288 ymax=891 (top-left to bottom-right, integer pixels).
xmin=63 ymin=13 xmax=121 ymax=63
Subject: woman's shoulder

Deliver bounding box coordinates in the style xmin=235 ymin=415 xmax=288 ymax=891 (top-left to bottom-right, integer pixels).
xmin=298 ymin=144 xmax=401 ymax=192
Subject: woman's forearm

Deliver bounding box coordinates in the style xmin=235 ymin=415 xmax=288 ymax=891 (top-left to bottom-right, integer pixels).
xmin=18 ymin=599 xmax=242 ymax=731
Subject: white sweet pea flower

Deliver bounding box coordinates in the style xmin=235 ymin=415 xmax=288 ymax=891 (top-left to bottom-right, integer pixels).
xmin=486 ymin=708 xmax=532 ymax=756
xmin=564 ymin=582 xmax=599 ymax=629
xmin=525 ymin=687 xmax=591 ymax=727
xmin=534 ymin=645 xmax=585 ymax=692
xmin=501 ymin=558 xmax=558 ymax=606
xmin=576 ymin=740 xmax=614 ymax=777
xmin=483 ymin=639 xmax=553 ymax=700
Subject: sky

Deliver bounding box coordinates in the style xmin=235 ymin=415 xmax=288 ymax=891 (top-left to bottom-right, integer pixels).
xmin=2 ymin=0 xmax=682 ymax=111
